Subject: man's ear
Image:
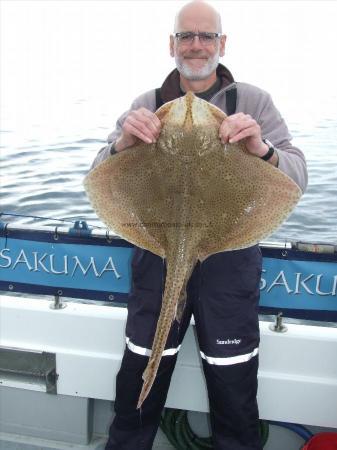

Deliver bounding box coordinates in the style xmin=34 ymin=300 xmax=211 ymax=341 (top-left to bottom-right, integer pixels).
xmin=219 ymin=34 xmax=227 ymax=57
xmin=169 ymin=35 xmax=175 ymax=57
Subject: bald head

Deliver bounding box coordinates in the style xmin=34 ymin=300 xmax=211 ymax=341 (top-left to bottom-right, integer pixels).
xmin=174 ymin=1 xmax=222 ymax=33
xmin=170 ymin=0 xmax=226 ymax=87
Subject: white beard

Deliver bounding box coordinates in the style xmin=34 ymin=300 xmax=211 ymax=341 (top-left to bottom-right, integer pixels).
xmin=175 ymin=51 xmax=220 ymax=81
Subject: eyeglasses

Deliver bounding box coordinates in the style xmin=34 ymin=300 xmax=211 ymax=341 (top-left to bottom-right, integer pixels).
xmin=174 ymin=32 xmax=221 ymax=46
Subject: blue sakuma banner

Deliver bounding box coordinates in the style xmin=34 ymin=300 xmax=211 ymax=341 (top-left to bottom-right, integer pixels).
xmin=0 ymin=228 xmax=336 ymax=321
xmin=259 ymin=257 xmax=337 ymax=321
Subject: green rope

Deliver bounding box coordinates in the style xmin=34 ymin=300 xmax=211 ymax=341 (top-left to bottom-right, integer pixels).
xmin=160 ymin=408 xmax=270 ymax=449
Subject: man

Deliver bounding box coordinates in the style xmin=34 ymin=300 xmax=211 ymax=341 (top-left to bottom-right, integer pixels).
xmin=92 ymin=2 xmax=307 ymax=449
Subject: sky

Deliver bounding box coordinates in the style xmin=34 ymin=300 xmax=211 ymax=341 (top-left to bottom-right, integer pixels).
xmin=1 ymin=0 xmax=337 ymax=134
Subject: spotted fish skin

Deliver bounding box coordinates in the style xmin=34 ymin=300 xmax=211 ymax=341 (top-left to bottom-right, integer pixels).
xmin=136 ymin=164 xmax=201 ymax=408
xmin=137 ymin=245 xmax=197 ymax=409
xmin=83 ymin=91 xmax=302 ymax=410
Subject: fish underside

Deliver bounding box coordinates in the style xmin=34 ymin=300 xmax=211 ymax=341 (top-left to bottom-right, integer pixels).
xmin=84 ymin=92 xmax=302 ymax=409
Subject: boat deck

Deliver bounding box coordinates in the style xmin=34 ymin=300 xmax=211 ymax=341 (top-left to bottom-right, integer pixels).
xmin=0 ymin=429 xmax=174 ymax=450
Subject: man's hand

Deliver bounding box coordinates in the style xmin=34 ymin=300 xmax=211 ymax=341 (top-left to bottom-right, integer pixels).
xmin=219 ymin=113 xmax=269 ymax=157
xmin=115 ymin=108 xmax=161 ymax=152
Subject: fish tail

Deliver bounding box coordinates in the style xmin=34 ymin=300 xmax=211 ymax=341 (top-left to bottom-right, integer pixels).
xmin=136 ymin=252 xmax=197 ymax=409
xmin=137 ymin=336 xmax=166 ymax=409
xmin=142 ymin=358 xmax=156 ymax=382
xmin=137 ymin=363 xmax=157 ymax=409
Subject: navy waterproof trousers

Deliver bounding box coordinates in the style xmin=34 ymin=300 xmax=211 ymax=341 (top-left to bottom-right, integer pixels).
xmin=105 ymin=245 xmax=263 ymax=450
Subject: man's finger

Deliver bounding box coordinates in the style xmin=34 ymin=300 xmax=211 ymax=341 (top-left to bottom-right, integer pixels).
xmin=124 ymin=121 xmax=153 ymax=144
xmin=220 ymin=118 xmax=256 ymax=142
xmin=219 ymin=120 xmax=231 ymax=142
xmin=127 ymin=116 xmax=157 ymax=142
xmin=228 ymin=126 xmax=257 ymax=143
xmin=228 ymin=119 xmax=256 ymax=138
xmin=136 ymin=114 xmax=160 ymax=137
xmin=142 ymin=109 xmax=162 ymax=129
xmin=137 ymin=110 xmax=162 ymax=136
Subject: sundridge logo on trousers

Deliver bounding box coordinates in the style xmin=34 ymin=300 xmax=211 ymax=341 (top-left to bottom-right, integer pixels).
xmin=216 ymin=339 xmax=241 ymax=345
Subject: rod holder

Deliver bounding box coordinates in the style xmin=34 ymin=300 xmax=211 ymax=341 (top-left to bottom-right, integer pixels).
xmin=269 ymin=312 xmax=288 ymax=333
xmin=50 ymin=292 xmax=67 ymax=310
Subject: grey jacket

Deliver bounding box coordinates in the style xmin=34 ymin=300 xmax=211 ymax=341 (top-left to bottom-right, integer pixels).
xmin=92 ymin=76 xmax=308 ymax=192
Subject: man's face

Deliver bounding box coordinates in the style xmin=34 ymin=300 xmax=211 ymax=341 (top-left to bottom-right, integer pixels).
xmin=170 ymin=11 xmax=226 ymax=81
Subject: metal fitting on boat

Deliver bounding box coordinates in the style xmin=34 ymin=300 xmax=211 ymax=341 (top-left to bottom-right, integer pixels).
xmin=50 ymin=292 xmax=67 ymax=310
xmin=269 ymin=312 xmax=288 ymax=333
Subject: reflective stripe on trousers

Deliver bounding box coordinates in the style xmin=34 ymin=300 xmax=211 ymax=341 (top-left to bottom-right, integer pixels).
xmin=126 ymin=336 xmax=258 ymax=366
